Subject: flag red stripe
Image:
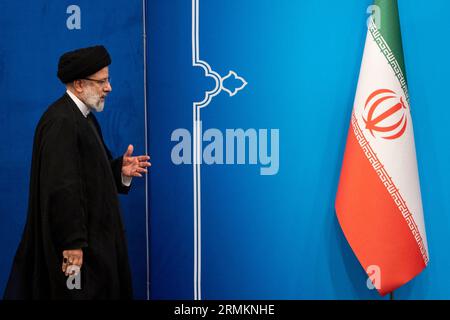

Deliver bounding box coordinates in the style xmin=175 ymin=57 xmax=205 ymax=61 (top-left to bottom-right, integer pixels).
xmin=335 ymin=125 xmax=425 ymax=295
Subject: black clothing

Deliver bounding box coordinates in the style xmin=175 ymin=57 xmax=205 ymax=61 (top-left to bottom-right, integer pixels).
xmin=4 ymin=93 xmax=132 ymax=299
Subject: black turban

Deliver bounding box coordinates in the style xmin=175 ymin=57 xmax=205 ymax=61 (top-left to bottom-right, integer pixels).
xmin=57 ymin=45 xmax=111 ymax=84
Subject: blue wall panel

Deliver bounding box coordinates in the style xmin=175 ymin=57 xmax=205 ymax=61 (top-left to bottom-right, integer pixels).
xmin=0 ymin=0 xmax=147 ymax=299
xmin=147 ymin=0 xmax=385 ymax=300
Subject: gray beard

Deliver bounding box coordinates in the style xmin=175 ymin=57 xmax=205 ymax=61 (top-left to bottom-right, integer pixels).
xmin=83 ymin=92 xmax=105 ymax=112
xmin=89 ymin=100 xmax=105 ymax=112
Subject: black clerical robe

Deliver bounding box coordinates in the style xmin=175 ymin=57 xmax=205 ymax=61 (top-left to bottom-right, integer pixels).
xmin=3 ymin=93 xmax=133 ymax=299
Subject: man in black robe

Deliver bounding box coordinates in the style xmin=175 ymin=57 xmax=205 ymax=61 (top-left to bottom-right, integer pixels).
xmin=3 ymin=45 xmax=150 ymax=299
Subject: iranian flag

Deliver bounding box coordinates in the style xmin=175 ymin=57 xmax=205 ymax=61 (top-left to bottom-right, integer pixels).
xmin=335 ymin=0 xmax=428 ymax=296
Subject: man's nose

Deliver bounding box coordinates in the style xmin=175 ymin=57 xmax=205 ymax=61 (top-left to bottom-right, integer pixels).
xmin=104 ymin=82 xmax=112 ymax=92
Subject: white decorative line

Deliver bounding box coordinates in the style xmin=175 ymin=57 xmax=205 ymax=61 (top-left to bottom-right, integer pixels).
xmin=191 ymin=0 xmax=247 ymax=300
xmin=222 ymin=71 xmax=248 ymax=97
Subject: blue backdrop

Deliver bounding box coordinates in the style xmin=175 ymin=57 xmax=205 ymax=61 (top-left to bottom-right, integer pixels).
xmin=1 ymin=0 xmax=450 ymax=300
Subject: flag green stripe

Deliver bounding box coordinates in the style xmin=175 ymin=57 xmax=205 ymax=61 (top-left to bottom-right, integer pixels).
xmin=374 ymin=0 xmax=407 ymax=81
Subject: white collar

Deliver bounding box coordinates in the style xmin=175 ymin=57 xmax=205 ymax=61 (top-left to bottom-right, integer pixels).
xmin=66 ymin=89 xmax=91 ymax=118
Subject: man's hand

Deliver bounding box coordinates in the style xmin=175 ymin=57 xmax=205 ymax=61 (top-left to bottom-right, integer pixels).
xmin=122 ymin=144 xmax=151 ymax=178
xmin=62 ymin=249 xmax=83 ymax=276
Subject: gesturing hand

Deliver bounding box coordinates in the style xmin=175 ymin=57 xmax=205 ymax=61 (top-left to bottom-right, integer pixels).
xmin=122 ymin=144 xmax=151 ymax=178
xmin=62 ymin=249 xmax=83 ymax=276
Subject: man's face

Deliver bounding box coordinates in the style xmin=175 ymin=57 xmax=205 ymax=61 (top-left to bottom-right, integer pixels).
xmin=80 ymin=66 xmax=112 ymax=112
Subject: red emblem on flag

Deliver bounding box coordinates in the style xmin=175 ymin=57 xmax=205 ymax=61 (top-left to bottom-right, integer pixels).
xmin=362 ymin=89 xmax=407 ymax=140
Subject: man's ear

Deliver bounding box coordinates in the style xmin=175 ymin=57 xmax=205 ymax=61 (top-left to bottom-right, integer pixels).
xmin=73 ymin=80 xmax=84 ymax=93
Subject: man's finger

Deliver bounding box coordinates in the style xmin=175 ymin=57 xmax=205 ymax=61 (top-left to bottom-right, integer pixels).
xmin=125 ymin=144 xmax=134 ymax=157
xmin=137 ymin=155 xmax=150 ymax=161
xmin=132 ymin=166 xmax=148 ymax=174
xmin=136 ymin=168 xmax=147 ymax=174
xmin=72 ymin=257 xmax=80 ymax=268
xmin=139 ymin=162 xmax=151 ymax=168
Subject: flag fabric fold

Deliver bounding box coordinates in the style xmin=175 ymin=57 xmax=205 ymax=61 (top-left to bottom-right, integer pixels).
xmin=335 ymin=0 xmax=428 ymax=296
